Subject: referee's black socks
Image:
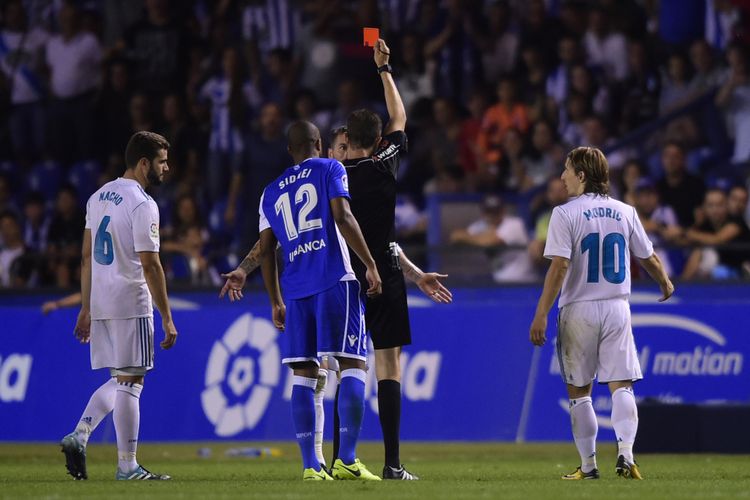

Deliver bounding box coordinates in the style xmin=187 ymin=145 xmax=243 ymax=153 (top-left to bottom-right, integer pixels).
xmin=378 ymin=379 xmax=402 ymax=468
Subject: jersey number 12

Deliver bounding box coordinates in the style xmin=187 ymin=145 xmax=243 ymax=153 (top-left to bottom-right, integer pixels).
xmin=581 ymin=232 xmax=626 ymax=284
xmin=274 ymin=183 xmax=323 ymax=241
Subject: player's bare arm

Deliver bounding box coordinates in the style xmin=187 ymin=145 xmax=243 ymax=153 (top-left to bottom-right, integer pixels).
xmin=258 ymin=228 xmax=285 ymax=331
xmin=398 ymin=246 xmax=452 ymax=304
xmin=638 ymin=252 xmax=675 ymax=302
xmin=530 ymin=256 xmax=570 ymax=346
xmin=74 ymin=229 xmax=92 ymax=344
xmin=374 ymin=39 xmax=407 ymax=134
xmin=329 ymin=196 xmax=382 ymax=297
xmin=219 ymin=240 xmax=262 ymax=302
xmin=139 ymin=251 xmax=178 ymax=349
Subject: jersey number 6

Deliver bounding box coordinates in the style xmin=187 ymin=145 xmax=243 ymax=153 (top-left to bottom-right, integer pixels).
xmin=94 ymin=216 xmax=115 ymax=265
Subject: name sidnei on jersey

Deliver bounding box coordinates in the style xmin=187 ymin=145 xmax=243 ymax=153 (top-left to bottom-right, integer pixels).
xmin=278 ymin=168 xmax=312 ymax=190
xmin=583 ymin=206 xmax=622 ymax=222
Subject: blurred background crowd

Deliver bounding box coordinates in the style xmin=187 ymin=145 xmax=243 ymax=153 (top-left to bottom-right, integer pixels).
xmin=1 ymin=0 xmax=750 ymax=290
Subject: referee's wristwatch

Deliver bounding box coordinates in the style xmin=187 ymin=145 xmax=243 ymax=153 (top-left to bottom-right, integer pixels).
xmin=377 ymin=64 xmax=393 ymax=75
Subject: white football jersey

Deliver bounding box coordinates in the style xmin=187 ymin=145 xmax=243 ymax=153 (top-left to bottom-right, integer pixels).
xmin=544 ymin=193 xmax=653 ymax=308
xmin=85 ymin=178 xmax=160 ymax=320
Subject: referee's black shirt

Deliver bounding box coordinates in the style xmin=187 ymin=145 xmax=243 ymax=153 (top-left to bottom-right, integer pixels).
xmin=343 ymin=130 xmax=407 ymax=277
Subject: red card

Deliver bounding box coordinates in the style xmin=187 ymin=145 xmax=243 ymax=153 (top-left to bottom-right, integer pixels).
xmin=363 ymin=27 xmax=379 ymax=47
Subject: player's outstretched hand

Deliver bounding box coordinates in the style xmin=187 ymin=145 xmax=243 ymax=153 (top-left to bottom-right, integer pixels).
xmin=417 ymin=272 xmax=453 ymax=304
xmin=374 ymin=38 xmax=390 ymax=67
xmin=161 ymin=318 xmax=178 ymax=349
xmin=529 ymin=315 xmax=547 ymax=346
xmin=365 ymin=267 xmax=382 ymax=298
xmin=272 ymin=303 xmax=286 ymax=331
xmin=658 ymin=279 xmax=675 ymax=302
xmin=73 ymin=308 xmax=91 ymax=344
xmin=219 ymin=269 xmax=247 ymax=302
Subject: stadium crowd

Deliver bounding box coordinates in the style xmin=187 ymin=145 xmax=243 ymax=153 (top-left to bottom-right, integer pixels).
xmin=1 ymin=0 xmax=750 ymax=289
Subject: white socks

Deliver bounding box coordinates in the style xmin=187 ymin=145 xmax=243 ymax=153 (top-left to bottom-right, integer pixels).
xmin=314 ymin=370 xmax=328 ymax=466
xmin=75 ymin=377 xmax=118 ymax=447
xmin=114 ymin=382 xmax=143 ymax=473
xmin=569 ymin=396 xmax=598 ymax=472
xmin=611 ymin=387 xmax=638 ymax=463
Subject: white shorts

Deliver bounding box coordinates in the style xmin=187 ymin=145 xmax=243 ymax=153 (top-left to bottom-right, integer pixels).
xmin=556 ymin=298 xmax=642 ymax=387
xmin=91 ymin=317 xmax=154 ymax=374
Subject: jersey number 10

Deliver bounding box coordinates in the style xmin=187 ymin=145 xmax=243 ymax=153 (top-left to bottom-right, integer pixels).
xmin=581 ymin=232 xmax=626 ymax=284
xmin=94 ymin=216 xmax=114 ymax=265
xmin=274 ymin=183 xmax=323 ymax=241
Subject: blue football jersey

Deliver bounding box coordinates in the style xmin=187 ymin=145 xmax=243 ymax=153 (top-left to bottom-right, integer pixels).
xmin=259 ymin=157 xmax=356 ymax=299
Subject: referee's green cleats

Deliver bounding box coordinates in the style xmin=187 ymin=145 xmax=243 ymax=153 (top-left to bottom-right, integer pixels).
xmin=331 ymin=458 xmax=382 ymax=480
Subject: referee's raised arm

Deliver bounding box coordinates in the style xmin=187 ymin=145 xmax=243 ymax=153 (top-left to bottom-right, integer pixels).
xmin=373 ymin=39 xmax=406 ymax=134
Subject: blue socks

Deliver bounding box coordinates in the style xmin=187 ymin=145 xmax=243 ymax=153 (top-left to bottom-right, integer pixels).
xmin=337 ymin=368 xmax=366 ymax=464
xmin=291 ymin=376 xmax=319 ymax=470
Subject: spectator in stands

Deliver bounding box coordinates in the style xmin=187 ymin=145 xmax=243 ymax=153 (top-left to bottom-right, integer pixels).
xmin=634 ymin=179 xmax=682 ymax=277
xmin=682 ymin=188 xmax=750 ymax=279
xmin=118 ymin=0 xmax=189 ymax=97
xmin=583 ymin=5 xmax=628 ymax=83
xmin=529 ymin=177 xmax=568 ymax=266
xmin=568 ymin=64 xmax=611 ymax=119
xmin=21 ymin=191 xmax=48 ymax=254
xmin=728 ymin=184 xmax=749 ymax=224
xmin=393 ymin=32 xmax=435 ymax=117
xmin=477 ymin=0 xmax=519 ymax=83
xmin=715 ymin=43 xmax=750 ymax=164
xmin=423 ymin=0 xmax=484 ymax=102
xmin=45 ymin=1 xmax=101 ymax=164
xmin=0 ymin=175 xmax=17 ymax=218
xmin=161 ymin=194 xmax=215 ymax=285
xmin=497 ymin=127 xmax=529 ymax=193
xmin=619 ymin=39 xmax=660 ymax=132
xmin=519 ymin=0 xmax=561 ymax=60
xmin=159 ymin=93 xmax=201 ymax=190
xmin=689 ymin=39 xmax=726 ymax=93
xmin=518 ymin=45 xmax=551 ymax=123
xmin=458 ymin=89 xmax=488 ymax=188
xmin=581 ymin=114 xmax=627 ymax=169
xmin=241 ymin=0 xmax=302 ymax=82
xmin=95 ymin=58 xmax=133 ymax=161
xmin=200 ymin=46 xmax=262 ymax=200
xmin=524 ymin=120 xmax=566 ymax=189
xmin=128 ymin=92 xmax=155 ymax=135
xmin=618 ymin=159 xmax=647 ymax=205
xmin=258 ymin=48 xmax=297 ymax=110
xmin=449 ymin=194 xmax=536 ymax=282
xmin=656 ymin=142 xmax=706 ymax=227
xmin=547 ymin=35 xmax=583 ymax=107
xmin=478 ymin=77 xmax=530 ymax=166
xmin=46 ymin=185 xmax=84 ymax=288
xmin=1 ymin=0 xmax=48 ymax=165
xmin=0 ymin=210 xmax=32 ymax=287
xmin=559 ymin=92 xmax=589 ymax=148
xmin=227 ymin=101 xmax=290 ymax=249
xmin=659 ymin=52 xmax=693 ymax=114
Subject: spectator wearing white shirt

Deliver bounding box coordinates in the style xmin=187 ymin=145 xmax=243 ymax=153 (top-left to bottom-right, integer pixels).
xmin=583 ymin=6 xmax=628 ymax=83
xmin=450 ymin=194 xmax=537 ymax=283
xmin=46 ymin=2 xmax=102 ymax=163
xmin=1 ymin=0 xmax=48 ymax=164
xmin=715 ymin=43 xmax=750 ymax=164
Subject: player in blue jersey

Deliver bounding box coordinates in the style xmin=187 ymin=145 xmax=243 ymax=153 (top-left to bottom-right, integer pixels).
xmin=257 ymin=120 xmax=382 ymax=480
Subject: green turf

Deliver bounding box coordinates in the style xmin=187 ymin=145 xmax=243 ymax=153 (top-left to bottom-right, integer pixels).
xmin=1 ymin=442 xmax=748 ymax=499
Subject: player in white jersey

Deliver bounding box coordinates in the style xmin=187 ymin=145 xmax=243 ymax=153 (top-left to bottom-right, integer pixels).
xmin=60 ymin=132 xmax=178 ymax=481
xmin=529 ymin=147 xmax=674 ymax=480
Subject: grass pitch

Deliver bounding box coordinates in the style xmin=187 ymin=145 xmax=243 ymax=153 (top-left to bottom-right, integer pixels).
xmin=1 ymin=441 xmax=748 ymax=499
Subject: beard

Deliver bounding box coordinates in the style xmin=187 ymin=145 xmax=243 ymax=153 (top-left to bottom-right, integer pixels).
xmin=147 ymin=161 xmax=163 ymax=186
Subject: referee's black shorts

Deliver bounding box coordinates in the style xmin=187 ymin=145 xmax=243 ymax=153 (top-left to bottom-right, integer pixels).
xmin=363 ymin=270 xmax=411 ymax=350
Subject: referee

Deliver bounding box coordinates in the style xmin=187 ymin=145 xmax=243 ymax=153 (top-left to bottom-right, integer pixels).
xmin=341 ymin=38 xmax=443 ymax=481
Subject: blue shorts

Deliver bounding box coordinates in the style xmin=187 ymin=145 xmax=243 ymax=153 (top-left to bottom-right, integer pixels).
xmin=282 ymin=280 xmax=367 ymax=365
